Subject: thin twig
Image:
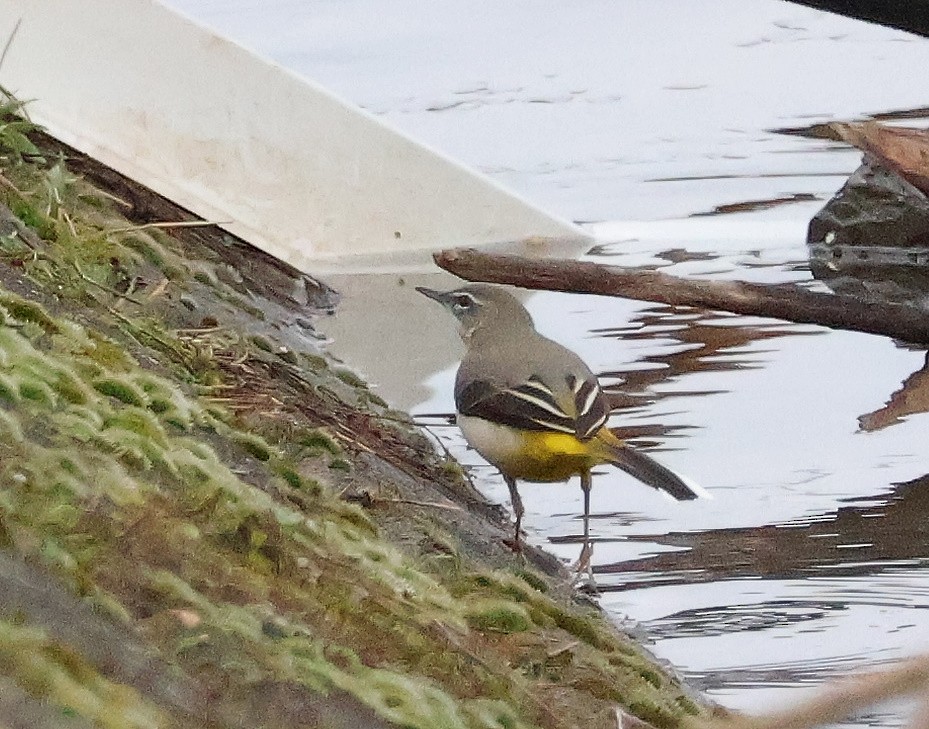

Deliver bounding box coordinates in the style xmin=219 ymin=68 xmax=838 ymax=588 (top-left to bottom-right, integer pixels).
xmin=72 ymin=261 xmax=144 ymax=305
xmin=0 ymin=172 xmax=25 ymax=198
xmin=371 ymin=496 xmax=463 ymax=511
xmin=0 ymin=18 xmax=21 ymax=74
xmin=103 ymin=301 xmax=186 ymax=357
xmin=106 ymin=220 xmax=231 ymax=235
xmin=175 ymin=326 xmax=224 ymax=336
xmin=364 ymin=412 xmax=417 ymax=426
xmin=425 ymin=426 xmax=460 ymax=465
xmin=61 ymin=210 xmax=77 ymax=238
xmin=90 ymin=187 xmax=133 ymax=209
xmin=146 ymin=277 xmax=169 ymax=300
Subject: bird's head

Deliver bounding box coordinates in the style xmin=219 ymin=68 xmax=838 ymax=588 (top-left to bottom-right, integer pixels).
xmin=416 ymin=283 xmax=533 ymax=343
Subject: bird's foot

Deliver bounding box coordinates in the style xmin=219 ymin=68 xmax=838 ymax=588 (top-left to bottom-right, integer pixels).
xmin=572 ymin=540 xmax=593 ymax=572
xmin=571 ymin=542 xmax=598 ymax=594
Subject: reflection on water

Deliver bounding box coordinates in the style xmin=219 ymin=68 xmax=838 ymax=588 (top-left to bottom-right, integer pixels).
xmin=859 ymin=352 xmax=929 ymax=432
xmin=606 ymin=473 xmax=929 ymax=586
xmin=598 ymin=308 xmax=817 ymax=391
xmin=589 ymin=305 xmax=819 ymax=445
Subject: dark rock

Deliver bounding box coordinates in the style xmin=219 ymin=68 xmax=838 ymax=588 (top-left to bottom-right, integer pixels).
xmin=808 ymin=158 xmax=929 ymax=308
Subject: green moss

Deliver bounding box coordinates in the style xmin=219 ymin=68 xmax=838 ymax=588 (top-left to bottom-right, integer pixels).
xmin=192 ymin=270 xmax=215 ymax=286
xmin=147 ymin=397 xmax=171 ymax=414
xmin=558 ymin=613 xmax=608 ymax=649
xmin=0 ymin=294 xmax=58 ymax=333
xmin=83 ymin=333 xmax=135 ymax=371
xmin=0 ymin=108 xmax=43 ymax=160
xmin=249 ymin=334 xmax=274 ymax=353
xmin=299 ymin=428 xmax=341 ymax=455
xmin=8 ymin=199 xmax=56 ymax=241
xmin=334 ymin=368 xmax=367 ymax=388
xmin=359 ymin=391 xmax=389 ymax=409
xmin=441 ymin=460 xmax=466 ymax=478
xmin=514 ymin=569 xmax=549 ymax=594
xmin=49 ymin=368 xmax=91 ymax=405
xmin=103 ymin=407 xmax=169 ymax=447
xmin=119 ymin=231 xmax=171 ymax=268
xmin=277 ymin=348 xmax=299 ymax=365
xmin=675 ymin=695 xmax=701 ymax=715
xmin=278 ymin=466 xmax=304 ymax=490
xmin=332 ymin=503 xmax=377 ymax=535
xmin=93 ymin=376 xmax=146 ymax=406
xmin=18 ymin=378 xmax=56 ymax=406
xmin=53 ymin=406 xmax=104 ymax=442
xmin=94 ymin=429 xmax=156 ymax=472
xmin=301 ymin=353 xmax=329 ymax=372
xmin=626 ymin=698 xmax=678 ymax=729
xmin=0 ymin=622 xmax=166 ymax=728
xmin=328 ymin=457 xmax=350 ymax=472
xmin=465 ymin=601 xmax=531 ymax=634
xmin=525 ymin=606 xmax=553 ymax=629
xmin=233 ymin=431 xmax=275 ymax=462
xmin=638 ymin=666 xmax=665 ymax=689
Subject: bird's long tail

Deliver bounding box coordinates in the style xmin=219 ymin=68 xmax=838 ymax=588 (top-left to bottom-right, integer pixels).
xmin=596 ymin=430 xmax=700 ymax=501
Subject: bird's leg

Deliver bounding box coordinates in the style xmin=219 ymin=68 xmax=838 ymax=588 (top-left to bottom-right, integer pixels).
xmin=574 ymin=470 xmax=596 ymax=589
xmin=502 ymin=475 xmax=524 ymax=552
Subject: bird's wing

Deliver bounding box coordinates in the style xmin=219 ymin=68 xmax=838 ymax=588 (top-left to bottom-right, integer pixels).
xmin=455 ymin=370 xmax=610 ymax=440
xmin=565 ymin=372 xmax=611 ymax=440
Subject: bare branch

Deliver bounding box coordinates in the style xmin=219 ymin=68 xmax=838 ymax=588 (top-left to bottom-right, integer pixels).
xmin=434 ymin=247 xmax=929 ymax=344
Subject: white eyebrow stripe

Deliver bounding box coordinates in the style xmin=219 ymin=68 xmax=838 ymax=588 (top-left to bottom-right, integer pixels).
xmin=506 ymin=388 xmax=572 ymax=419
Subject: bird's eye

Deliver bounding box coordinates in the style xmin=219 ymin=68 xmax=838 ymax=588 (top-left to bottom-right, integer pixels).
xmin=453 ymin=294 xmax=474 ymax=310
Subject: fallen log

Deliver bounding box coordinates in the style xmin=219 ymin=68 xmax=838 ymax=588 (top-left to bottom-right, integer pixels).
xmin=830 ymin=122 xmax=929 ymax=199
xmin=433 ymin=247 xmax=929 ymax=345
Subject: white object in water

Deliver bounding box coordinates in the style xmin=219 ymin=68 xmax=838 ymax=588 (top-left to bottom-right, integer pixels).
xmin=0 ymin=0 xmax=587 ymax=265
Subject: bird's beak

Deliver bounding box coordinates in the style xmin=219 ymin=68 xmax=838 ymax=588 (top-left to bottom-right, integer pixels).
xmin=415 ymin=286 xmax=449 ymax=305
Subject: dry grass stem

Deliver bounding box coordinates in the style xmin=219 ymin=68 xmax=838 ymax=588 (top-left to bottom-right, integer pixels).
xmin=689 ymin=653 xmax=929 ymax=729
xmin=106 ymin=219 xmax=230 ymax=235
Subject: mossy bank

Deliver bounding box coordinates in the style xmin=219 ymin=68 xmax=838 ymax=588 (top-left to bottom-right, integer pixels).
xmin=0 ymin=99 xmax=710 ymax=729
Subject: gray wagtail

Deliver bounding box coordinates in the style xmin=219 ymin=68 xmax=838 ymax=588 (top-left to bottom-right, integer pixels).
xmin=417 ymin=283 xmax=700 ymax=570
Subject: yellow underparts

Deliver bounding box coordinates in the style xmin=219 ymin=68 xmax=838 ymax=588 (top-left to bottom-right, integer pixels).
xmin=502 ymin=429 xmax=614 ymax=482
xmin=456 ymin=415 xmax=625 ymax=482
